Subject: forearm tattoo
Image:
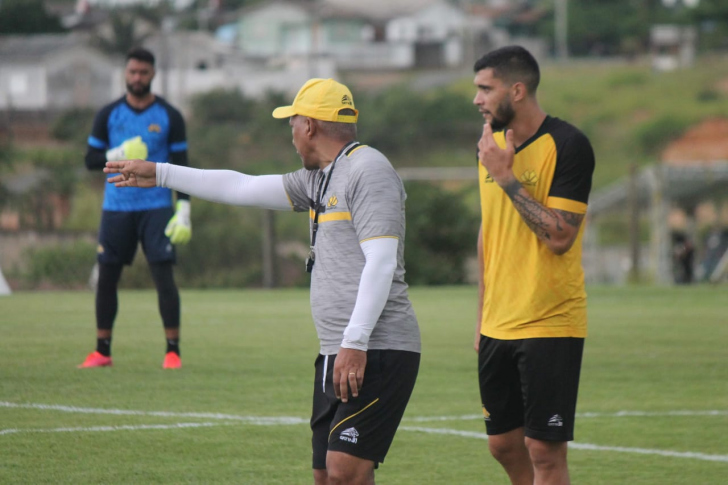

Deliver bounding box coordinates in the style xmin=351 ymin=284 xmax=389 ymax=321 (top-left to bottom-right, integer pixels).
xmin=555 ymin=209 xmax=585 ymax=228
xmin=503 ymin=180 xmax=558 ymax=240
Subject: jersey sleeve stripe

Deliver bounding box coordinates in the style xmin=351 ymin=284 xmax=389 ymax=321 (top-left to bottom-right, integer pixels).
xmin=308 ymin=210 xmax=352 ymax=223
xmin=170 ymin=141 xmax=188 ymax=152
xmin=547 ymin=196 xmax=587 ymax=214
xmin=360 ymin=235 xmax=399 ymax=244
xmin=88 ymin=136 xmax=107 ymax=149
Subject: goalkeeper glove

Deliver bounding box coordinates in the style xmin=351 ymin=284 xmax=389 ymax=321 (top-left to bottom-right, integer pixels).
xmin=106 ymin=136 xmax=148 ymax=161
xmin=165 ymin=200 xmax=192 ymax=245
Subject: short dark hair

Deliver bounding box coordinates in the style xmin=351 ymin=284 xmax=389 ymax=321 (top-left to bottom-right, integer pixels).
xmin=473 ymin=45 xmax=540 ymax=94
xmin=126 ymin=47 xmax=155 ymax=66
xmin=316 ymin=109 xmax=357 ymax=141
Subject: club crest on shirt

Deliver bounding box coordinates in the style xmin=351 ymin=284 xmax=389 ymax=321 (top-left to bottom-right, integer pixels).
xmin=327 ymin=195 xmax=338 ymax=208
xmin=484 ymin=172 xmax=495 ymax=184
xmin=520 ymin=169 xmax=538 ymax=186
xmin=148 ymin=124 xmax=162 ymax=133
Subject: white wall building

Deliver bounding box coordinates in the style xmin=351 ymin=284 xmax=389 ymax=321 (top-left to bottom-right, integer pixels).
xmin=0 ymin=34 xmax=120 ymax=111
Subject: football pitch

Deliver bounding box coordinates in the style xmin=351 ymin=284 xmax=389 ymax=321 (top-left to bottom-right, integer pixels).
xmin=0 ymin=285 xmax=726 ymax=484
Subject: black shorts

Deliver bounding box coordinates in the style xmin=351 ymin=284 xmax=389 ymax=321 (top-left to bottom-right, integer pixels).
xmin=97 ymin=208 xmax=175 ymax=265
xmin=310 ymin=349 xmax=420 ymax=469
xmin=478 ymin=336 xmax=584 ymax=442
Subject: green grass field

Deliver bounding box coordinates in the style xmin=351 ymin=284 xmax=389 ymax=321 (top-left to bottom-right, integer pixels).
xmin=1 ymin=285 xmax=726 ymax=484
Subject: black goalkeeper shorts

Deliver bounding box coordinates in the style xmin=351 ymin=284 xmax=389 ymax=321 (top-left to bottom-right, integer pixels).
xmin=97 ymin=208 xmax=175 ymax=265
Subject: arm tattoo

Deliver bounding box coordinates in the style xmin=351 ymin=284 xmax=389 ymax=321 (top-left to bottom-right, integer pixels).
xmin=503 ymin=179 xmax=522 ymax=199
xmin=555 ymin=209 xmax=585 ymax=229
xmin=503 ymin=180 xmax=559 ymax=240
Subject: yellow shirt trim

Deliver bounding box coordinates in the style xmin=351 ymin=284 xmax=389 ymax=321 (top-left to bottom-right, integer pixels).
xmin=360 ymin=235 xmax=398 ymax=244
xmin=348 ymin=144 xmax=367 ymax=155
xmin=308 ymin=209 xmax=352 ymax=222
xmin=284 ymin=191 xmax=295 ymax=211
xmin=547 ymin=197 xmax=587 ymax=214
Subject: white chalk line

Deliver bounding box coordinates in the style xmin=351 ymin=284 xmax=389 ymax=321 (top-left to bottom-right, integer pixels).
xmin=405 ymin=410 xmax=728 ymax=422
xmin=0 ymin=401 xmax=307 ymax=425
xmin=0 ymin=422 xmax=228 ymax=436
xmin=2 ymin=401 xmax=728 ymax=463
xmin=400 ymin=427 xmax=728 ymax=463
xmin=4 ymin=402 xmax=726 ymax=423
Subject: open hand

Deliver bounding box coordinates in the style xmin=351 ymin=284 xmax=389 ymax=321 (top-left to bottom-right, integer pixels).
xmin=104 ymin=160 xmax=157 ymax=188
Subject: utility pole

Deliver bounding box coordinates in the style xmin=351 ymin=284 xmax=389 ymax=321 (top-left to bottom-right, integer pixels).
xmin=555 ymin=0 xmax=568 ymax=60
xmin=628 ymin=163 xmax=641 ymax=282
xmin=308 ymin=0 xmax=321 ymax=79
xmin=261 ymin=210 xmax=277 ymax=288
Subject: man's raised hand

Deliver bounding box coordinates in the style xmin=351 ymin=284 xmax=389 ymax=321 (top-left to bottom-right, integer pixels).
xmin=104 ymin=160 xmax=157 ymax=188
xmin=478 ymin=124 xmax=516 ymax=187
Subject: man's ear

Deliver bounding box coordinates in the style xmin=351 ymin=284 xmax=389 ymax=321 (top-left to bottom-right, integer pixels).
xmin=306 ymin=117 xmax=317 ymax=138
xmin=511 ymin=82 xmax=527 ymax=103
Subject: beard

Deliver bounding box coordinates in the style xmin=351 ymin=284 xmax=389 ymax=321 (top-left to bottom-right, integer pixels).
xmin=126 ymin=81 xmax=151 ymax=97
xmin=488 ymin=96 xmax=515 ymax=132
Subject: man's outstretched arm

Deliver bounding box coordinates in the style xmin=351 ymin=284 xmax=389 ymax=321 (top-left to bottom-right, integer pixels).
xmin=105 ymin=160 xmax=292 ymax=210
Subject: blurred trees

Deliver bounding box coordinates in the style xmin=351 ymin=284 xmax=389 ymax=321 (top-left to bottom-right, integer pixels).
xmin=404 ymin=182 xmax=479 ymax=285
xmin=688 ymin=2 xmax=728 ymax=51
xmin=51 ymin=108 xmax=97 ymax=146
xmin=0 ymin=0 xmax=65 ymax=34
xmin=2 ymin=148 xmax=80 ymax=232
xmin=532 ymin=0 xmax=724 ymax=56
xmin=93 ymin=6 xmax=165 ymax=55
xmin=356 ymin=86 xmax=481 ymax=158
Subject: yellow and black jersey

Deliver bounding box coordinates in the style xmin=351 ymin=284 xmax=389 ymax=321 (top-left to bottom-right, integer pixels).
xmin=478 ymin=116 xmax=595 ymax=339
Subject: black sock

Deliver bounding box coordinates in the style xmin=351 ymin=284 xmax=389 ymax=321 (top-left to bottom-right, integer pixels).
xmin=166 ymin=338 xmax=180 ymax=356
xmin=96 ymin=338 xmax=111 ymax=357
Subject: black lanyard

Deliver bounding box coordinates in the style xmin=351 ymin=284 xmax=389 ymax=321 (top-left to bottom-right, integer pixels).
xmin=306 ymin=141 xmax=359 ymax=272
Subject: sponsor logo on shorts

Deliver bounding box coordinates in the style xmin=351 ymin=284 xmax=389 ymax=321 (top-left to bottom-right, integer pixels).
xmin=339 ymin=427 xmax=359 ymax=444
xmin=482 ymin=405 xmax=491 ymax=422
xmin=97 ymin=244 xmax=105 ymax=254
xmin=548 ymin=414 xmax=563 ymax=427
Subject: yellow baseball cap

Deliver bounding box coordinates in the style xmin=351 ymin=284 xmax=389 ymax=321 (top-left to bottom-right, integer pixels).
xmin=272 ymin=78 xmax=358 ymax=123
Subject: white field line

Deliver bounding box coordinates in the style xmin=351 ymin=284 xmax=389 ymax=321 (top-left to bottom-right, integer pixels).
xmin=3 ymin=402 xmax=726 ymax=423
xmin=0 ymin=422 xmax=227 ymax=436
xmin=400 ymin=427 xmax=728 ymax=463
xmin=405 ymin=410 xmax=728 ymax=422
xmin=0 ymin=401 xmax=307 ymax=425
xmin=2 ymin=402 xmax=728 ymax=463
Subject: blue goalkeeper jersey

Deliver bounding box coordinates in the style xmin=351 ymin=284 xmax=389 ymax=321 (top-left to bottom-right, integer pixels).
xmin=87 ymin=96 xmax=188 ymax=211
